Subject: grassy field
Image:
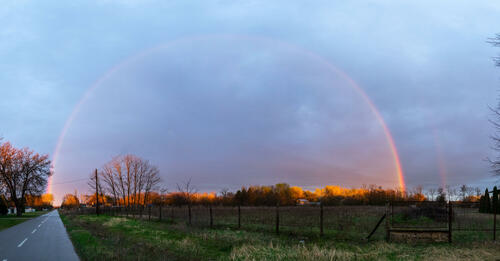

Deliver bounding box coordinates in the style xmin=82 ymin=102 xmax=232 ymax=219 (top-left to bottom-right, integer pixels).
xmin=81 ymin=205 xmax=389 ymax=241
xmin=0 ymin=211 xmax=49 ymax=231
xmin=60 ymin=212 xmax=500 ymax=261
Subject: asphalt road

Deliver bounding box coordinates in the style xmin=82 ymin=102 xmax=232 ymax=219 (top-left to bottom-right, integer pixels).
xmin=0 ymin=210 xmax=79 ymax=261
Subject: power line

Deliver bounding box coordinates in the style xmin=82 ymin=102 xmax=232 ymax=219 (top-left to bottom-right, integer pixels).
xmin=50 ymin=178 xmax=88 ymax=185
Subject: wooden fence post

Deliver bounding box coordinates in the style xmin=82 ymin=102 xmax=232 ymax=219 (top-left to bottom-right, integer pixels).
xmin=238 ymin=205 xmax=241 ymax=229
xmin=276 ymin=203 xmax=280 ymax=235
xmin=209 ymin=205 xmax=213 ymax=228
xmin=188 ymin=204 xmax=192 ymax=226
xmin=391 ymin=203 xmax=394 ymax=227
xmin=385 ymin=202 xmax=390 ymax=242
xmin=159 ymin=205 xmax=162 ymax=221
xmin=320 ymin=201 xmax=324 ymax=237
xmin=95 ymin=169 xmax=100 ymax=216
xmin=448 ymin=202 xmax=452 ymax=243
xmin=494 ymin=204 xmax=497 ymax=241
xmin=148 ymin=205 xmax=151 ymax=221
xmin=171 ymin=206 xmax=174 ymax=221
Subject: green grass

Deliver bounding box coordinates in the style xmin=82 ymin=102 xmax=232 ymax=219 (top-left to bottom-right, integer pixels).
xmin=0 ymin=211 xmax=49 ymax=231
xmin=60 ymin=212 xmax=500 ymax=261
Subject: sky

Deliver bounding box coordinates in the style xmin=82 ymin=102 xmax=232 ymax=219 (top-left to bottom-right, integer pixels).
xmin=1 ymin=0 xmax=500 ymax=204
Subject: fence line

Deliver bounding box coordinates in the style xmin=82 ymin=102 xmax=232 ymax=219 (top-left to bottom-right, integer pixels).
xmin=66 ymin=201 xmax=498 ymax=242
xmin=387 ymin=201 xmax=498 ymax=242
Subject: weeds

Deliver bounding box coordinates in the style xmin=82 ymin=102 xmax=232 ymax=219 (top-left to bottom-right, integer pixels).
xmin=61 ymin=212 xmax=500 ymax=261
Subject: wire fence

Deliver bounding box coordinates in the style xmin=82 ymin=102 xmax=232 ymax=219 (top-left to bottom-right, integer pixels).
xmin=387 ymin=201 xmax=498 ymax=242
xmin=452 ymin=202 xmax=498 ymax=242
xmin=68 ymin=201 xmax=497 ymax=242
xmin=72 ymin=204 xmax=387 ymax=240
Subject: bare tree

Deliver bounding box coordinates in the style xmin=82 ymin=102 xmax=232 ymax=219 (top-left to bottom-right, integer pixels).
xmin=488 ymin=34 xmax=500 ymax=66
xmin=138 ymin=158 xmax=160 ymax=206
xmin=428 ymin=188 xmax=437 ymax=201
xmin=0 ymin=142 xmax=52 ymax=216
xmin=176 ymin=178 xmax=197 ymax=204
xmin=177 ymin=178 xmax=197 ymax=225
xmin=437 ymin=187 xmax=447 ymax=202
xmin=459 ymin=185 xmax=468 ymax=201
xmin=90 ymin=154 xmax=161 ymax=207
xmin=445 ymin=185 xmax=457 ymax=201
xmin=475 ymin=187 xmax=482 ymax=197
xmin=101 ymin=165 xmax=119 ymax=205
xmin=488 ymin=34 xmax=500 ymax=176
xmin=220 ymin=188 xmax=229 ymax=198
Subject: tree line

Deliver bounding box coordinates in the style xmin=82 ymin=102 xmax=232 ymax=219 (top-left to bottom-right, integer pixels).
xmin=479 ymin=186 xmax=500 ymax=214
xmin=0 ymin=138 xmax=53 ymax=216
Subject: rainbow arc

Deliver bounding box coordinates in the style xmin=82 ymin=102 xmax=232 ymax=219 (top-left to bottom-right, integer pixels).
xmin=48 ymin=35 xmax=406 ymax=194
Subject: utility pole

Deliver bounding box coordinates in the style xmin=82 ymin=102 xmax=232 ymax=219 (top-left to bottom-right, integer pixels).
xmin=95 ymin=168 xmax=100 ymax=215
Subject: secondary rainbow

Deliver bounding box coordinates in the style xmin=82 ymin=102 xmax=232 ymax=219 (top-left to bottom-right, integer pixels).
xmin=48 ymin=35 xmax=406 ymax=194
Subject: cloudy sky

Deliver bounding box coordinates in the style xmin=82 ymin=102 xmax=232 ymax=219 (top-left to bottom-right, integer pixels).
xmin=1 ymin=1 xmax=499 ymax=204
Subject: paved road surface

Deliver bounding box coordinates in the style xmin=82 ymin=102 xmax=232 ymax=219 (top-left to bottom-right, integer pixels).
xmin=0 ymin=210 xmax=79 ymax=261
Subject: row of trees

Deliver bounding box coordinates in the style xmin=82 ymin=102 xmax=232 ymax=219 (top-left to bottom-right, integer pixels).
xmin=0 ymin=139 xmax=53 ymax=216
xmin=62 ymin=176 xmax=487 ymax=208
xmin=228 ymin=184 xmax=480 ymax=206
xmin=479 ymin=186 xmax=500 ymax=213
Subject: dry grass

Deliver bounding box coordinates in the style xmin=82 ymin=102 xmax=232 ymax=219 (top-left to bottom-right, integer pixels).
xmin=61 ymin=212 xmax=500 ymax=261
xmin=228 ymin=241 xmax=500 ymax=261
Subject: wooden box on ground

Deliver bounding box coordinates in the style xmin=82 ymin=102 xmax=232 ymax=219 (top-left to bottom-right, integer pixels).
xmin=389 ymin=228 xmax=449 ymax=243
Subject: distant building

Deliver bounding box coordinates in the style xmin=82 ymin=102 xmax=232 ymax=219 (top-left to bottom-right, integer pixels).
xmin=8 ymin=207 xmax=16 ymax=215
xmin=7 ymin=207 xmax=36 ymax=214
xmin=296 ymin=199 xmax=320 ymax=206
xmin=297 ymin=199 xmax=309 ymax=205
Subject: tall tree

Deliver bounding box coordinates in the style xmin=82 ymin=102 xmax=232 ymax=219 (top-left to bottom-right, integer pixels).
xmin=479 ymin=195 xmax=485 ymax=213
xmin=90 ymin=154 xmax=161 ymax=207
xmin=460 ymin=185 xmax=468 ymax=201
xmin=488 ymin=34 xmax=500 ymax=175
xmin=0 ymin=142 xmax=52 ymax=216
xmin=485 ymin=189 xmax=491 ymax=213
xmin=436 ymin=187 xmax=447 ymax=202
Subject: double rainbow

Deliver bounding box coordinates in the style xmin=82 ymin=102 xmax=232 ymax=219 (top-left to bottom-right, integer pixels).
xmin=48 ymin=35 xmax=406 ymax=194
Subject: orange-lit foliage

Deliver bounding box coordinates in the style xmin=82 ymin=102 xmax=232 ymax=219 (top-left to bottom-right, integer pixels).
xmin=25 ymin=194 xmax=54 ymax=209
xmin=84 ymin=193 xmax=109 ymax=206
xmin=83 ymin=192 xmax=168 ymax=207
xmin=463 ymin=195 xmax=480 ymax=202
xmin=228 ymin=184 xmax=411 ymax=206
xmin=61 ymin=193 xmax=80 ymax=208
xmin=76 ymin=183 xmax=429 ymax=207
